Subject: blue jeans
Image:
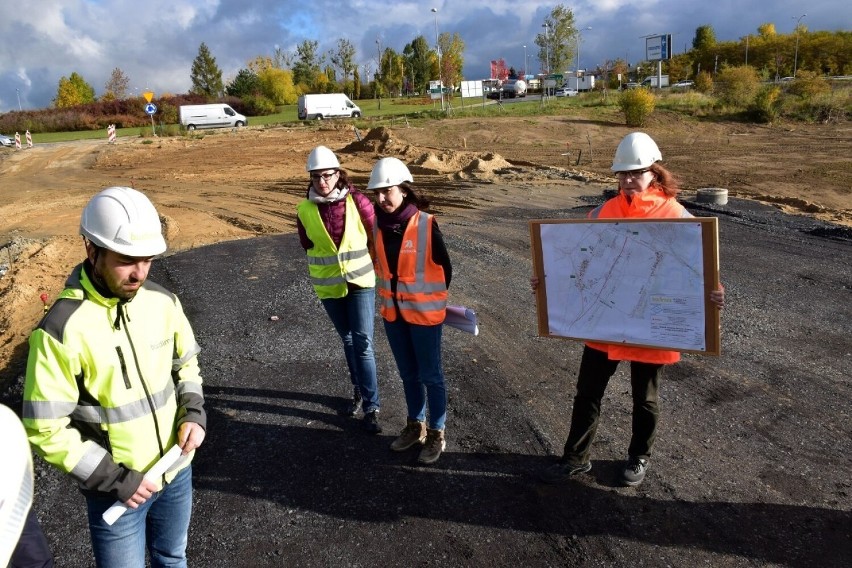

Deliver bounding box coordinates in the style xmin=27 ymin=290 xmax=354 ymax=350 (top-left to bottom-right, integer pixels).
xmin=383 ymin=319 xmax=447 ymax=430
xmin=321 ymin=286 xmax=379 ymax=412
xmin=85 ymin=466 xmax=193 ymax=568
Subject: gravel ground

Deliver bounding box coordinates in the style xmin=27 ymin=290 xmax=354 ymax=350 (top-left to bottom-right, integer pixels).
xmin=3 ymin=193 xmax=850 ymax=567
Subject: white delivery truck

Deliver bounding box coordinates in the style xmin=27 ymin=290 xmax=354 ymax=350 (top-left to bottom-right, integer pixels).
xmin=298 ymin=94 xmax=362 ymax=120
xmin=641 ymin=75 xmax=670 ymax=88
xmin=179 ymin=104 xmax=247 ymax=130
xmin=573 ymin=75 xmax=596 ymax=91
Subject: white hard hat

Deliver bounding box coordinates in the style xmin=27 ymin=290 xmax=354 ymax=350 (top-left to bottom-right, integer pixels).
xmin=611 ymin=132 xmax=662 ymax=171
xmin=306 ymin=146 xmax=341 ymax=172
xmin=366 ymin=157 xmax=413 ymax=190
xmin=80 ymin=187 xmax=167 ymax=257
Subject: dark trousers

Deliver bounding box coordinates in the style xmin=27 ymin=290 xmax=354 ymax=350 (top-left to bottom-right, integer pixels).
xmin=10 ymin=507 xmax=54 ymax=568
xmin=562 ymin=346 xmax=664 ymax=464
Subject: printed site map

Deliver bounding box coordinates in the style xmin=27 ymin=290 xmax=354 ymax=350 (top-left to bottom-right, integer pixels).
xmin=539 ymin=220 xmax=707 ymax=351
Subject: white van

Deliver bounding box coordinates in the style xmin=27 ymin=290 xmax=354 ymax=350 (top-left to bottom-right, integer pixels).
xmin=179 ymin=104 xmax=247 ymax=130
xmin=298 ymin=94 xmax=362 ymax=120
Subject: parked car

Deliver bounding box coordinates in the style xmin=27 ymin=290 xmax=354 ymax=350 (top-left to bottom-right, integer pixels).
xmin=672 ymin=80 xmax=695 ymax=88
xmin=555 ymin=87 xmax=578 ymax=97
xmin=0 ymin=133 xmax=13 ymax=147
xmin=622 ymin=82 xmax=641 ymax=90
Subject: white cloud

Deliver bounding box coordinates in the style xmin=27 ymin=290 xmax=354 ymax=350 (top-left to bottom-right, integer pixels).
xmin=0 ymin=0 xmax=846 ymax=112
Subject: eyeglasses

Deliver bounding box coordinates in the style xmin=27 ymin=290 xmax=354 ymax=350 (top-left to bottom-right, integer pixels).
xmin=615 ymin=168 xmax=652 ymax=179
xmin=310 ymin=171 xmax=338 ymax=181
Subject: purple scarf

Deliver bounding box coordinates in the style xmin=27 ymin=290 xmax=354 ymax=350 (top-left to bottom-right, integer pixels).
xmin=376 ymin=203 xmax=418 ymax=232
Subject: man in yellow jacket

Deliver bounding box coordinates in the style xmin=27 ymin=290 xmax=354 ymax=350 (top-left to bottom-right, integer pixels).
xmin=23 ymin=187 xmax=206 ymax=567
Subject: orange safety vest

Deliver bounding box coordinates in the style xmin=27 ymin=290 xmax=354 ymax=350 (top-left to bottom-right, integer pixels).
xmin=586 ymin=188 xmax=693 ymax=364
xmin=374 ymin=211 xmax=448 ymax=325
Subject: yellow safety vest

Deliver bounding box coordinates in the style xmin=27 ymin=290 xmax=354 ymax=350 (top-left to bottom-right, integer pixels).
xmin=297 ymin=194 xmax=375 ymax=299
xmin=23 ymin=263 xmax=205 ymax=501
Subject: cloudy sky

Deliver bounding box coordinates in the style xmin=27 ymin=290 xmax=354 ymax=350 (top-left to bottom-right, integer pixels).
xmin=0 ymin=0 xmax=846 ymax=112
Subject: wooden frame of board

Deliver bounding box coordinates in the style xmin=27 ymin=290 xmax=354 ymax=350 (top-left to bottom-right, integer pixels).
xmin=530 ymin=217 xmax=721 ymax=355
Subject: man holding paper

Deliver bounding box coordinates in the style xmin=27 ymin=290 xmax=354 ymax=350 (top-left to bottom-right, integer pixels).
xmin=22 ymin=187 xmax=206 ymax=567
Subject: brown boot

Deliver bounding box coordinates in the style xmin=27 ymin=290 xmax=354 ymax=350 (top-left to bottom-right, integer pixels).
xmin=417 ymin=428 xmax=446 ymax=464
xmin=390 ymin=418 xmax=426 ymax=452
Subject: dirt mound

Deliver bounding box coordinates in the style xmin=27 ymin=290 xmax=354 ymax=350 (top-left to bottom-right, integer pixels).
xmin=343 ymin=127 xmax=526 ymax=182
xmin=343 ymin=126 xmax=398 ymax=154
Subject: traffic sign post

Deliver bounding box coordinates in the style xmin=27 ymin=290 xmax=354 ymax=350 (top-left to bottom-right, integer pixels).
xmin=144 ymin=102 xmax=158 ymax=137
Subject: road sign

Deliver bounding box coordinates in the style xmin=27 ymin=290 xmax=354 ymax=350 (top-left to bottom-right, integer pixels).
xmin=143 ymin=91 xmax=154 ymax=102
xmin=145 ymin=103 xmax=157 ymax=115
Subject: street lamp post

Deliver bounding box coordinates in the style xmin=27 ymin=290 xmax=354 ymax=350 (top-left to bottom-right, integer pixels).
xmin=376 ymin=38 xmax=382 ymax=110
xmin=431 ymin=8 xmax=444 ymax=111
xmin=792 ymin=13 xmax=806 ymax=78
xmin=576 ymin=26 xmax=592 ymax=91
xmin=523 ymin=45 xmax=527 ymax=79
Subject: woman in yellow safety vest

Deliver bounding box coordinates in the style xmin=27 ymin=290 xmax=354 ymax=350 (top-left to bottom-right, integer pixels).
xmin=368 ymin=157 xmax=453 ymax=465
xmin=535 ymin=132 xmax=725 ymax=487
xmin=296 ymin=146 xmax=382 ymax=434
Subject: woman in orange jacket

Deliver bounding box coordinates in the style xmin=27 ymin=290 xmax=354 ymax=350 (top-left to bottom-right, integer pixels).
xmin=536 ymin=132 xmax=725 ymax=486
xmin=367 ymin=157 xmax=453 ymax=465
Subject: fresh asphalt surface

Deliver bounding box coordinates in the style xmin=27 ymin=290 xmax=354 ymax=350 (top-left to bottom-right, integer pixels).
xmin=12 ymin=195 xmax=852 ymax=566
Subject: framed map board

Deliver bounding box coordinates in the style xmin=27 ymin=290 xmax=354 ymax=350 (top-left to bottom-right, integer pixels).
xmin=530 ymin=218 xmax=721 ymax=355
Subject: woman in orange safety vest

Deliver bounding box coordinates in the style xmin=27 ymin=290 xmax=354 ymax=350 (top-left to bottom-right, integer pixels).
xmin=535 ymin=132 xmax=726 ymax=487
xmin=368 ymin=157 xmax=453 ymax=465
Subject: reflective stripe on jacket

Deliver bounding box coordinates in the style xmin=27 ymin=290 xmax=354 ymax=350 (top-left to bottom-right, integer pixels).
xmin=22 ymin=263 xmax=205 ymax=502
xmin=375 ymin=211 xmax=448 ymax=325
xmin=297 ymin=194 xmax=375 ymax=299
xmin=586 ymin=188 xmax=693 ymax=364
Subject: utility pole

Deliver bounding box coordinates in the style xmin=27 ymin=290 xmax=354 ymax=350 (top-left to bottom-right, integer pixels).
xmin=792 ymin=14 xmax=806 ymax=77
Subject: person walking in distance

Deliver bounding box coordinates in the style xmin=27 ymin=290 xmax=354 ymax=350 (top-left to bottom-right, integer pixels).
xmin=296 ymin=146 xmax=382 ymax=433
xmin=535 ymin=132 xmax=725 ymax=487
xmin=368 ymin=157 xmax=453 ymax=464
xmin=22 ymin=187 xmax=206 ymax=567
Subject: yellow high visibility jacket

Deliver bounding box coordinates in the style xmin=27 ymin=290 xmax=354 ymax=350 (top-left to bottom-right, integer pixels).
xmin=586 ymin=187 xmax=693 ymax=364
xmin=375 ymin=211 xmax=448 ymax=325
xmin=22 ymin=263 xmax=205 ymax=502
xmin=297 ymin=195 xmax=375 ymax=299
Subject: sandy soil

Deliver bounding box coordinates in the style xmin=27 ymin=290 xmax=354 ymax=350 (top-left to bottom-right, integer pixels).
xmin=0 ymin=109 xmax=850 ymax=566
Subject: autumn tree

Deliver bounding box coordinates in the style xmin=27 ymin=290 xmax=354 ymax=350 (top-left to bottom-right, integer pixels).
xmin=103 ymin=68 xmax=130 ymax=101
xmin=535 ymin=4 xmax=578 ymax=75
xmin=693 ymin=25 xmax=717 ymax=50
xmin=353 ymin=66 xmax=361 ymax=99
xmin=402 ymin=36 xmax=433 ymax=95
xmin=439 ymin=32 xmax=465 ymax=90
xmin=190 ymin=42 xmax=224 ymax=98
xmin=293 ymin=40 xmax=323 ymax=90
xmin=53 ymin=72 xmax=96 ymax=108
xmin=757 ymin=23 xmax=777 ymax=39
xmin=330 ymin=38 xmax=356 ymax=97
xmin=378 ymin=48 xmax=405 ymax=97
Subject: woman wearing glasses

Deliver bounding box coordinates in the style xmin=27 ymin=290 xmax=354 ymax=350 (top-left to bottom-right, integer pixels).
xmin=296 ymin=145 xmax=382 ymax=434
xmin=536 ymin=132 xmax=725 ymax=487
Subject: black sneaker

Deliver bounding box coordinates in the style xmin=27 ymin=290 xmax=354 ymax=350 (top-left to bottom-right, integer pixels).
xmin=621 ymin=457 xmax=649 ymax=487
xmin=339 ymin=391 xmax=362 ymax=417
xmin=363 ymin=410 xmax=382 ymax=434
xmin=539 ymin=461 xmax=592 ymax=484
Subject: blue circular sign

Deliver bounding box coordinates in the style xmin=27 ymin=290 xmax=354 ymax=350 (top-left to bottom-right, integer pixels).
xmin=145 ymin=103 xmax=157 ymax=115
